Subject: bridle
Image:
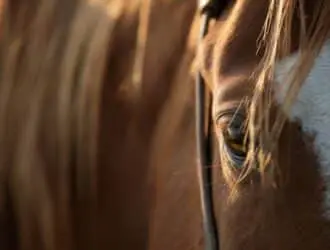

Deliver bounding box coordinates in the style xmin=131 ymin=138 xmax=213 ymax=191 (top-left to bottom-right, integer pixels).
xmin=195 ymin=1 xmax=227 ymax=250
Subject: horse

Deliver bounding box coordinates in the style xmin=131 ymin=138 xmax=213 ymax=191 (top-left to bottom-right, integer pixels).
xmin=0 ymin=0 xmax=204 ymax=249
xmin=197 ymin=0 xmax=330 ymax=249
xmin=2 ymin=0 xmax=330 ymax=250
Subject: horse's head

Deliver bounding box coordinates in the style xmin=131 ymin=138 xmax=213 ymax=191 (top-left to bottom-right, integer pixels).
xmin=198 ymin=0 xmax=330 ymax=249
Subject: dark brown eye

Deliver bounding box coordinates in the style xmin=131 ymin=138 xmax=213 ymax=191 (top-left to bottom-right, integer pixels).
xmin=216 ymin=110 xmax=248 ymax=167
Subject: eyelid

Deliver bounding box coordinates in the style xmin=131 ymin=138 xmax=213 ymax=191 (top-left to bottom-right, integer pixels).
xmin=213 ymin=98 xmax=248 ymax=122
xmin=214 ymin=110 xmax=236 ymax=135
xmin=214 ymin=108 xmax=238 ymax=123
xmin=214 ymin=107 xmax=245 ymax=126
xmin=214 ymin=108 xmax=247 ymax=144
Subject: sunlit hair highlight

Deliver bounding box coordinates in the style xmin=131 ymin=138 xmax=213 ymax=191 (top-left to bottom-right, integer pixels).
xmin=247 ymin=0 xmax=330 ymax=181
xmin=0 ymin=0 xmax=117 ymax=248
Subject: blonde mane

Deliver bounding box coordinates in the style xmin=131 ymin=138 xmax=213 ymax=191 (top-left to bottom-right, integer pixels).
xmin=0 ymin=0 xmax=123 ymax=248
xmin=247 ymin=0 xmax=330 ymax=180
xmin=0 ymin=0 xmax=198 ymax=249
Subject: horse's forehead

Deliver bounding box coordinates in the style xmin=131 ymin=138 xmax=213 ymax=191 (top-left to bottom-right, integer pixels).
xmin=204 ymin=1 xmax=268 ymax=88
xmin=275 ymin=40 xmax=330 ymax=217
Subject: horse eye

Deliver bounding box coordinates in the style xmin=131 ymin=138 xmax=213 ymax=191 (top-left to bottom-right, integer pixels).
xmin=216 ymin=111 xmax=248 ymax=167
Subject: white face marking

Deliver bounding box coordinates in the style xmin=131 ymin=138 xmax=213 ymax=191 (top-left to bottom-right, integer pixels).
xmin=275 ymin=40 xmax=330 ymax=218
